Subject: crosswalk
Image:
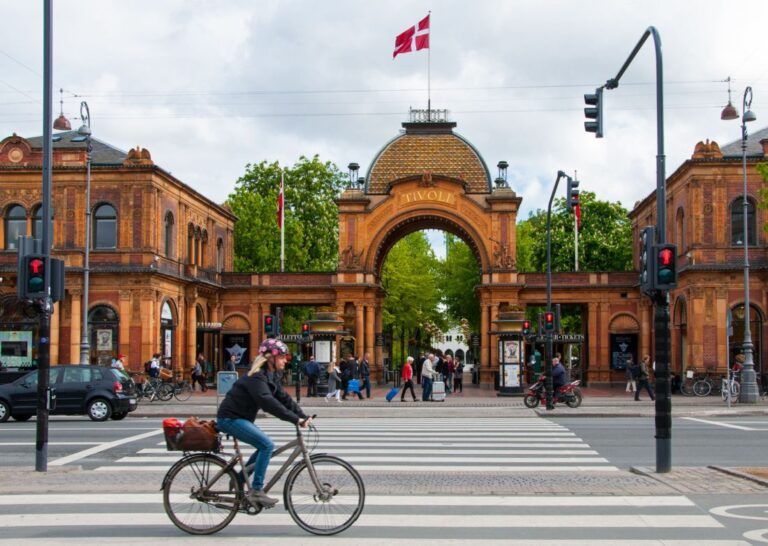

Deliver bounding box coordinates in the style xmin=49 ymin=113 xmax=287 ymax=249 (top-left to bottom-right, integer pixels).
xmin=93 ymin=417 xmax=619 ymax=473
xmin=0 ymin=493 xmax=747 ymax=544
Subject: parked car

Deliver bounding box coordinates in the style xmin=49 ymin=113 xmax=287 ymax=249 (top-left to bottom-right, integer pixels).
xmin=0 ymin=365 xmax=137 ymax=423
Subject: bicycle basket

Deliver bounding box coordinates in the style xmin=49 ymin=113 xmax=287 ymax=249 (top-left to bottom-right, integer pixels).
xmin=163 ymin=417 xmax=220 ymax=452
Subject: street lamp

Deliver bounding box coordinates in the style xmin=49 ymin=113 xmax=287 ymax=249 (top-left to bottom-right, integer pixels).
xmin=721 ymin=86 xmax=759 ymax=403
xmin=72 ymin=102 xmax=92 ymax=365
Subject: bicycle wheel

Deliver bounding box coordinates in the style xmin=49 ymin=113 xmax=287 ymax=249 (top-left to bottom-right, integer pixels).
xmin=681 ymin=380 xmax=695 ymax=396
xmin=158 ymin=382 xmax=175 ymax=402
xmin=174 ymin=382 xmax=193 ymax=402
xmin=163 ymin=453 xmax=240 ymax=535
xmin=693 ymin=379 xmax=711 ymax=397
xmin=730 ymin=382 xmax=741 ymax=401
xmin=284 ymin=454 xmax=365 ymax=536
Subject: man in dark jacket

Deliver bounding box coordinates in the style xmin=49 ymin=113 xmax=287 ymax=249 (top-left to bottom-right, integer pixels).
xmin=342 ymin=355 xmax=363 ymax=400
xmin=304 ymin=356 xmax=319 ymax=397
xmin=360 ymin=352 xmax=371 ymax=399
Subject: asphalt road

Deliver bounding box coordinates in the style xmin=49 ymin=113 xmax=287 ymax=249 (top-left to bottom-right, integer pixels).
xmin=1 ymin=414 xmax=767 ymax=471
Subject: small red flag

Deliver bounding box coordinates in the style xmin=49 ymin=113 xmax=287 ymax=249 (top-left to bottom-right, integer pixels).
xmin=575 ymin=203 xmax=582 ymax=231
xmin=393 ymin=14 xmax=430 ymax=59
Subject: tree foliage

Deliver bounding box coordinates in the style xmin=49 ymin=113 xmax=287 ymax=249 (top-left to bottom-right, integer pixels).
xmin=516 ymin=191 xmax=633 ymax=272
xmin=438 ymin=233 xmax=481 ymax=333
xmin=756 ymin=163 xmax=768 ymax=232
xmin=380 ymin=232 xmax=444 ymax=333
xmin=227 ymin=156 xmax=345 ymax=273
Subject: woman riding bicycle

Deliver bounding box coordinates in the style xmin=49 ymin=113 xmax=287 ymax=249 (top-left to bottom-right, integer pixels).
xmin=217 ymin=338 xmax=311 ymax=508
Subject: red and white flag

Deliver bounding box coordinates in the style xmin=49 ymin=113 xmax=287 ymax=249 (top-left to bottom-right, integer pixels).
xmin=393 ymin=14 xmax=430 ymax=59
xmin=277 ymin=172 xmax=284 ymax=229
xmin=575 ymin=203 xmax=582 ymax=231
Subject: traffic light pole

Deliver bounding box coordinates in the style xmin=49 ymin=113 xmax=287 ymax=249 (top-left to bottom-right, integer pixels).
xmin=36 ymin=0 xmax=54 ymax=472
xmin=545 ymin=171 xmax=569 ymax=410
xmin=603 ymin=26 xmax=671 ymax=473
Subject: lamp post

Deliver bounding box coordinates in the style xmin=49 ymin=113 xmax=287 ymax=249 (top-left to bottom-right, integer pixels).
xmin=73 ymin=102 xmax=92 ymax=365
xmin=721 ymin=85 xmax=759 ymax=403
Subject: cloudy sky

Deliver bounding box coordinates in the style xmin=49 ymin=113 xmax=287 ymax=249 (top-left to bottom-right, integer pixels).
xmin=2 ymin=0 xmax=767 ymax=226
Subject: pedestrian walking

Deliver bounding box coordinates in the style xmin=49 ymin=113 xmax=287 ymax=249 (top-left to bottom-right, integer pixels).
xmin=445 ymin=355 xmax=454 ymax=394
xmin=400 ymin=356 xmax=418 ymax=401
xmin=416 ymin=353 xmax=426 ymax=385
xmin=453 ymin=358 xmax=464 ymax=393
xmin=325 ymin=362 xmax=342 ymax=403
xmin=625 ymin=356 xmax=636 ymax=393
xmin=304 ymin=356 xmax=319 ymax=397
xmin=635 ymin=354 xmax=655 ymax=401
xmin=191 ymin=353 xmax=207 ymax=392
xmin=342 ymin=355 xmax=363 ymax=400
xmin=360 ymin=352 xmax=372 ymax=398
xmin=421 ymin=353 xmax=435 ymax=401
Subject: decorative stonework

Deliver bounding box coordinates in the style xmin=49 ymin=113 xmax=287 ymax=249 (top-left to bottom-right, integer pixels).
xmin=692 ymin=139 xmax=722 ymax=160
xmin=123 ymin=147 xmax=153 ymax=166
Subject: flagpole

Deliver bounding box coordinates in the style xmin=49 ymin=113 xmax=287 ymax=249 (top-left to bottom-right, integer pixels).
xmin=427 ymin=10 xmax=431 ymax=119
xmin=280 ymin=170 xmax=285 ymax=273
xmin=574 ymin=213 xmax=579 ymax=272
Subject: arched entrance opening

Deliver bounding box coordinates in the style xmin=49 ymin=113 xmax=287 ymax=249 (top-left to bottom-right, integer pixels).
xmin=376 ymin=226 xmax=481 ymax=386
xmin=160 ymin=299 xmax=176 ymax=370
xmin=608 ymin=313 xmax=640 ymax=383
xmin=89 ymin=304 xmax=119 ymax=366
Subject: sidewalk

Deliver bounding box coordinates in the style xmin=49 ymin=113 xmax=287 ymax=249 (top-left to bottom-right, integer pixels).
xmin=131 ymin=383 xmax=768 ymax=418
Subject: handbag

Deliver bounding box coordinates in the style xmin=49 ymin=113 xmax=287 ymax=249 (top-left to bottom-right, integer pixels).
xmin=348 ymin=379 xmax=361 ymax=393
xmin=164 ymin=416 xmax=220 ymax=452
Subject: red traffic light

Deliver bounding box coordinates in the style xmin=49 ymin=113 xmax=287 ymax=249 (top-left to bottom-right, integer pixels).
xmin=544 ymin=312 xmax=555 ymax=331
xmin=265 ymin=316 xmax=273 ymax=325
xmin=29 ymin=258 xmax=44 ymax=275
xmin=302 ymin=323 xmax=309 ymax=332
xmin=658 ymin=247 xmax=674 ymax=267
xmin=523 ymin=320 xmax=530 ymax=329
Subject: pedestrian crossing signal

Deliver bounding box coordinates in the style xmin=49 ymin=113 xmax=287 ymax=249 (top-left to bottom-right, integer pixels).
xmin=522 ymin=320 xmax=531 ymax=336
xmin=301 ymin=322 xmax=310 ymax=340
xmin=264 ymin=314 xmax=276 ymax=337
xmin=544 ymin=312 xmax=555 ymax=332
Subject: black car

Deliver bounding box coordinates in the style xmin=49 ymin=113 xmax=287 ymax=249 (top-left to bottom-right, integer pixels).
xmin=0 ymin=365 xmax=137 ymax=422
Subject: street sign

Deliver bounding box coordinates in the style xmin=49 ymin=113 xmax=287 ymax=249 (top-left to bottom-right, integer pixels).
xmin=533 ymin=334 xmax=585 ymax=343
xmin=217 ymin=371 xmax=239 ymax=396
xmin=470 ymin=334 xmax=480 ymax=347
xmin=375 ymin=333 xmax=384 ymax=346
xmin=279 ymin=334 xmax=306 ymax=342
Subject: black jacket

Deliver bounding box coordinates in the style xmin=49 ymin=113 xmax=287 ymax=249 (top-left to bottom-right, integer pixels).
xmin=218 ymin=370 xmax=307 ymax=424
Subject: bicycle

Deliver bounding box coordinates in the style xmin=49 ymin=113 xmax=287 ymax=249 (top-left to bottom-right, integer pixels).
xmin=721 ymin=372 xmax=740 ymax=404
xmin=157 ymin=380 xmax=193 ymax=402
xmin=161 ymin=417 xmax=365 ymax=536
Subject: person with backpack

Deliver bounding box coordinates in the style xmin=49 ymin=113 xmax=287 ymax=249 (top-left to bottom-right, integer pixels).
xmin=304 ymin=356 xmax=319 ymax=397
xmin=146 ymin=353 xmax=161 ymax=378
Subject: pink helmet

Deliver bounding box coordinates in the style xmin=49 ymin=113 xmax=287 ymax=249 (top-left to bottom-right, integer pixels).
xmin=259 ymin=338 xmax=289 ymax=357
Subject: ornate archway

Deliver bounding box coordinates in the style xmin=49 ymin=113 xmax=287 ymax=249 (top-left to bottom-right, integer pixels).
xmin=334 ymin=115 xmax=521 ymax=383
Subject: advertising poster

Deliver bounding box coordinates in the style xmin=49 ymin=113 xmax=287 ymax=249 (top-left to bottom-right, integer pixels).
xmin=96 ymin=329 xmax=113 ymax=351
xmin=503 ymin=340 xmax=520 ymax=364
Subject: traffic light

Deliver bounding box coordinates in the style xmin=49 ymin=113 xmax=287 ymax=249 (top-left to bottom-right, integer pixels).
xmin=24 ymin=255 xmax=47 ymax=299
xmin=566 ymin=176 xmax=580 ymax=212
xmin=543 ymin=311 xmax=555 ymax=331
xmin=522 ymin=320 xmax=531 ymax=337
xmin=639 ymin=226 xmax=656 ymax=295
xmin=584 ymin=87 xmax=604 ymax=138
xmin=655 ymin=243 xmax=677 ymax=290
xmin=301 ymin=322 xmax=310 ymax=340
xmin=264 ymin=314 xmax=276 ymax=337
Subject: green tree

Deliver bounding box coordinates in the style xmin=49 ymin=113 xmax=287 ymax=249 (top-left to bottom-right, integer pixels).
xmin=439 ymin=234 xmax=481 ymax=333
xmin=516 ymin=191 xmax=633 ymax=272
xmin=756 ymin=163 xmax=768 ymax=232
xmin=227 ymin=156 xmax=345 ymax=273
xmin=381 ymin=232 xmax=444 ymax=365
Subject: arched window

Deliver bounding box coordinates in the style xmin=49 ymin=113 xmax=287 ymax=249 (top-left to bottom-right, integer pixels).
xmin=216 ymin=237 xmax=224 ymax=272
xmin=93 ymin=204 xmax=117 ymax=249
xmin=731 ymin=197 xmax=756 ymax=247
xmin=4 ymin=205 xmax=26 ymax=250
xmin=675 ymin=207 xmax=685 ymax=253
xmin=164 ymin=212 xmax=174 ymax=257
xmin=88 ymin=305 xmax=119 ymax=366
xmin=194 ymin=226 xmax=201 ymax=266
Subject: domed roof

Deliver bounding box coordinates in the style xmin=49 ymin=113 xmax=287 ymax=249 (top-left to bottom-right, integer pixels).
xmin=365 ymin=121 xmax=492 ymax=194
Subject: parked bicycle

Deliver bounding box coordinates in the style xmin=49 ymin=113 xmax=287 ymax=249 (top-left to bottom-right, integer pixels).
xmin=158 ymin=380 xmax=193 ymax=402
xmin=721 ymin=371 xmax=740 ymax=404
xmin=162 ymin=417 xmax=365 ymax=536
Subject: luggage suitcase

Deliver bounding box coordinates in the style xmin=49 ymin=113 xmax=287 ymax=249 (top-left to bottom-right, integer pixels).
xmin=431 ymin=380 xmax=446 ymax=402
xmin=385 ymin=386 xmax=399 ymax=402
xmin=348 ymin=379 xmax=361 ymax=393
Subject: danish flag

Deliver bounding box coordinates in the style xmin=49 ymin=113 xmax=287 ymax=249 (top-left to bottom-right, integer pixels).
xmin=393 ymin=14 xmax=430 ymax=59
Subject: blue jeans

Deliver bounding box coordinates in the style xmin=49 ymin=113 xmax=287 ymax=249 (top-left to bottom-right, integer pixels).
xmin=422 ymin=377 xmax=433 ymax=401
xmin=217 ymin=418 xmax=274 ymax=491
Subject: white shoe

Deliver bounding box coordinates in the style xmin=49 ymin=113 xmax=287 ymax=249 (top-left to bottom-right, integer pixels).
xmin=337 ymin=399 xmax=343 ymax=403
xmin=324 ymin=397 xmax=329 ymax=403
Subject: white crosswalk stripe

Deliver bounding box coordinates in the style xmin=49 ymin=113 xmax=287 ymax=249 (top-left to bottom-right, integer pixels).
xmin=91 ymin=417 xmax=619 ymax=473
xmin=0 ymin=493 xmax=748 ymax=544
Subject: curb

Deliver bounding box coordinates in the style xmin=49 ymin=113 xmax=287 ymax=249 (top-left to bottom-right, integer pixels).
xmin=709 ymin=465 xmax=768 ymax=488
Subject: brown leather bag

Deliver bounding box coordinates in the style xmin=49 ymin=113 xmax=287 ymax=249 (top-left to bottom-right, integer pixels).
xmin=177 ymin=416 xmax=220 ymax=452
